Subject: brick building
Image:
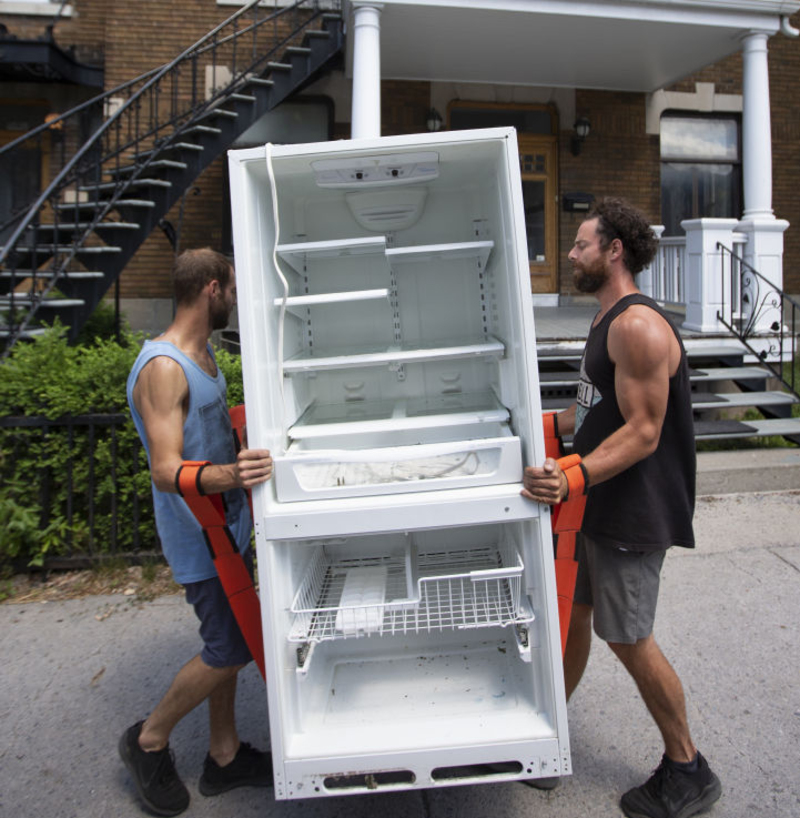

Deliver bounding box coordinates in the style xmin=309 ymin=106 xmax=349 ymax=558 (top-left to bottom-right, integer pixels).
xmin=1 ymin=0 xmax=798 ymax=333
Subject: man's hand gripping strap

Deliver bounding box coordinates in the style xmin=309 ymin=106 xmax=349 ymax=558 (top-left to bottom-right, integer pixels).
xmin=549 ymin=454 xmax=588 ymax=657
xmin=177 ymin=459 xmax=265 ymax=680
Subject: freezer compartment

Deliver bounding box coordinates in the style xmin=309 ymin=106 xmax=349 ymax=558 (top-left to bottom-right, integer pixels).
xmin=288 ymin=533 xmax=533 ymax=645
xmin=275 ymin=422 xmax=521 ymax=501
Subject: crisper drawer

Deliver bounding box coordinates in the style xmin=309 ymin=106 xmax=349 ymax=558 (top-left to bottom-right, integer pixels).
xmin=288 ymin=535 xmax=534 ymax=647
xmin=274 ymin=426 xmax=522 ymax=501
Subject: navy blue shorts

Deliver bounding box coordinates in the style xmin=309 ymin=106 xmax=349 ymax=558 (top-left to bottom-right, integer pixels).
xmin=183 ymin=550 xmax=254 ymax=669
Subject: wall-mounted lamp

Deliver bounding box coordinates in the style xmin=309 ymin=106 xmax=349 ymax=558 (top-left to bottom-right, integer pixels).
xmin=571 ymin=116 xmax=591 ymax=156
xmin=426 ymin=108 xmax=443 ymax=132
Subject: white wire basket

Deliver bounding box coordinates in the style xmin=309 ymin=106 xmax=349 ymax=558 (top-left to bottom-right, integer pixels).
xmin=288 ymin=538 xmax=534 ymax=643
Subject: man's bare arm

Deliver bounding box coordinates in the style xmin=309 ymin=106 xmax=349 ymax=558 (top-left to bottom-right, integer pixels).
xmin=522 ymin=306 xmax=674 ymax=504
xmin=133 ymin=356 xmax=272 ymax=494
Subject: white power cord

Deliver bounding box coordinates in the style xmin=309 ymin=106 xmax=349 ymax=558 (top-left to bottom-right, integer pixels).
xmin=266 ymin=142 xmax=289 ymax=445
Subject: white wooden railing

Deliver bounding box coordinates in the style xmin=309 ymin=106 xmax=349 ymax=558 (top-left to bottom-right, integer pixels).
xmin=642 ymin=227 xmax=749 ymax=328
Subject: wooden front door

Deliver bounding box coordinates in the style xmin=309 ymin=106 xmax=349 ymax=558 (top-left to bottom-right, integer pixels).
xmin=518 ymin=136 xmax=558 ymax=293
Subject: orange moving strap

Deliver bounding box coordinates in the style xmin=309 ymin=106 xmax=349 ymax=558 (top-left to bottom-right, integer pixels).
xmin=177 ymin=456 xmax=265 ymax=680
xmin=542 ymin=412 xmax=564 ymax=461
xmin=549 ymin=454 xmax=588 ymax=657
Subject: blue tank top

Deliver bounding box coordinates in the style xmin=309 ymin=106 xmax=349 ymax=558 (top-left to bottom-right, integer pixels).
xmin=127 ymin=340 xmax=251 ymax=584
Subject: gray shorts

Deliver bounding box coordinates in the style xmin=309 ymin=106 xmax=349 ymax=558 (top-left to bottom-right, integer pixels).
xmin=573 ymin=534 xmax=666 ymax=645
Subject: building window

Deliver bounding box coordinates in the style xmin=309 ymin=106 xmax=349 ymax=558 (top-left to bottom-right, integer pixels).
xmin=660 ymin=114 xmax=741 ymax=236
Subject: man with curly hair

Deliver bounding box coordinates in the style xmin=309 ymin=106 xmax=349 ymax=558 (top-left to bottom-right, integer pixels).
xmin=523 ymin=198 xmax=721 ymax=818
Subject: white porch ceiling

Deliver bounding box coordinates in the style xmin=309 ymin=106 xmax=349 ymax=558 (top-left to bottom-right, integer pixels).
xmin=343 ymin=0 xmax=800 ymax=92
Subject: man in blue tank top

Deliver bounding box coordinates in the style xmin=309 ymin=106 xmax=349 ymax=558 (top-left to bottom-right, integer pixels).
xmin=119 ymin=248 xmax=274 ymax=816
xmin=523 ymin=199 xmax=721 ymax=818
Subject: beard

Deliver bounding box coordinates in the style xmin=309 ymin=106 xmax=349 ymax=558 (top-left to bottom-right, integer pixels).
xmin=210 ymin=299 xmax=231 ymax=330
xmin=573 ymin=258 xmax=608 ymax=294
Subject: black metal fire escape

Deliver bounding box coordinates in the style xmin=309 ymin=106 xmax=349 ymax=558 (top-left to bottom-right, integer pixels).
xmin=0 ymin=0 xmax=343 ymax=356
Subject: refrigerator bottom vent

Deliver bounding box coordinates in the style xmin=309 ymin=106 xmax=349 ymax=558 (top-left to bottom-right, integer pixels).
xmin=288 ymin=541 xmax=533 ymax=643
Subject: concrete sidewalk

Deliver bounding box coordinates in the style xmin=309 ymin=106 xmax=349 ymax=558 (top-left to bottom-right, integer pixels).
xmin=1 ymin=489 xmax=798 ymax=818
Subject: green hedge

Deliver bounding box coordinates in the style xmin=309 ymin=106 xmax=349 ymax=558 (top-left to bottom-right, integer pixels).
xmin=0 ymin=322 xmax=244 ymax=567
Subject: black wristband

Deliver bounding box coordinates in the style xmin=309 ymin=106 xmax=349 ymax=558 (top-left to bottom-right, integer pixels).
xmin=578 ymin=461 xmax=590 ymax=494
xmin=552 ymin=412 xmax=560 ymax=439
xmin=174 ymin=464 xmax=184 ymax=496
xmin=195 ymin=463 xmax=209 ymax=496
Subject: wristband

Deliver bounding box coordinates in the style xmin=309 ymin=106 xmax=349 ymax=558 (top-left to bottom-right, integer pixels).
xmin=577 ymin=461 xmax=590 ymax=493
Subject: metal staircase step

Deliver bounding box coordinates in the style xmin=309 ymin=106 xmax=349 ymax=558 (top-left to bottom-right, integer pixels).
xmin=105 ymin=159 xmax=188 ymax=178
xmin=286 ymin=46 xmax=312 ymax=56
xmin=1 ymin=244 xmax=122 ymax=255
xmin=185 ymin=124 xmax=223 ymax=135
xmin=0 ymin=270 xmax=104 ymax=280
xmin=79 ymin=179 xmax=172 ymax=192
xmin=229 ymin=93 xmax=257 ymax=103
xmin=245 ymin=77 xmax=274 ymax=87
xmin=55 ymin=199 xmax=156 ymax=211
xmin=200 ymin=107 xmax=238 ymax=120
xmin=0 ymin=296 xmax=85 ymax=308
xmin=32 ymin=222 xmax=140 ymax=232
xmin=266 ymin=61 xmax=292 ymax=72
xmin=134 ymin=142 xmax=205 ymax=159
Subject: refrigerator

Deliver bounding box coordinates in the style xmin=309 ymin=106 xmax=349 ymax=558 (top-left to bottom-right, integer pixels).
xmin=227 ymin=127 xmax=570 ymax=800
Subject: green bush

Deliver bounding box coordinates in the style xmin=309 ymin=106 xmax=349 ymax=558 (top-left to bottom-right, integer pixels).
xmin=0 ymin=322 xmax=245 ymax=567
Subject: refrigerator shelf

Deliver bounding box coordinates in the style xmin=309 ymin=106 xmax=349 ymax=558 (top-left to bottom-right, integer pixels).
xmin=276 ymin=236 xmax=387 ymax=274
xmin=282 ymin=336 xmax=505 ymax=373
xmin=288 ymin=541 xmax=533 ymax=644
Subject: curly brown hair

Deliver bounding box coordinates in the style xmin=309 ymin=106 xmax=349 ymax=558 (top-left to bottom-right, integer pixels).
xmin=587 ymin=197 xmax=658 ymax=276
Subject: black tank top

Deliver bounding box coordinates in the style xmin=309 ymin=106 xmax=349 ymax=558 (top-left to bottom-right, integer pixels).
xmin=572 ymin=294 xmax=696 ymax=551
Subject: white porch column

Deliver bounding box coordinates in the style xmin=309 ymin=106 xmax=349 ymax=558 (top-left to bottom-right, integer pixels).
xmin=350 ymin=3 xmax=383 ymax=140
xmin=681 ymin=219 xmax=740 ymax=333
xmin=741 ymin=31 xmax=773 ymax=221
xmin=737 ymin=30 xmax=788 ymax=332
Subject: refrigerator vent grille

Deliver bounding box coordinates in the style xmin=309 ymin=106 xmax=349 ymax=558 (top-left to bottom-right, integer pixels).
xmin=288 ymin=542 xmax=533 ymax=643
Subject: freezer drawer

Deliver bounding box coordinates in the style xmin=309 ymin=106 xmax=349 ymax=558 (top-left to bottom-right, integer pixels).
xmin=274 ymin=425 xmax=521 ymax=501
xmin=288 ymin=534 xmax=534 ymax=646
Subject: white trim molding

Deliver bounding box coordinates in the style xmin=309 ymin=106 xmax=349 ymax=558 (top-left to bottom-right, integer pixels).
xmin=0 ymin=1 xmax=72 ymax=15
xmin=646 ymin=82 xmax=742 ymax=134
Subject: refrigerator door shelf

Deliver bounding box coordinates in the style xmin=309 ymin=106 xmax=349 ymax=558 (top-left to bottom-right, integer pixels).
xmin=274 ymin=431 xmax=521 ymax=501
xmin=282 ymin=336 xmax=505 ymax=374
xmin=289 ymin=392 xmax=510 ymax=441
xmin=288 ymin=539 xmax=533 ymax=646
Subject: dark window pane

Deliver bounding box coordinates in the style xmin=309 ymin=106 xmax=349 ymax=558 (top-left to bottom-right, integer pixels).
xmin=660 ymin=162 xmax=740 ymax=235
xmin=522 ymin=180 xmax=546 ymax=261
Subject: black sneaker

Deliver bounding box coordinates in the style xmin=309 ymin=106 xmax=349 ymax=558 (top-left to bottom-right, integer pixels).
xmin=118 ymin=721 xmax=190 ymax=817
xmin=620 ymin=753 xmax=721 ymax=818
xmin=198 ymin=742 xmax=273 ymax=796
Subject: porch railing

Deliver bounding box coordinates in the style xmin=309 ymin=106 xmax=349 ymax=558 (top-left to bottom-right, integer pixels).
xmin=647 ymin=235 xmax=687 ymax=308
xmin=717 ymin=242 xmax=799 ymax=399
